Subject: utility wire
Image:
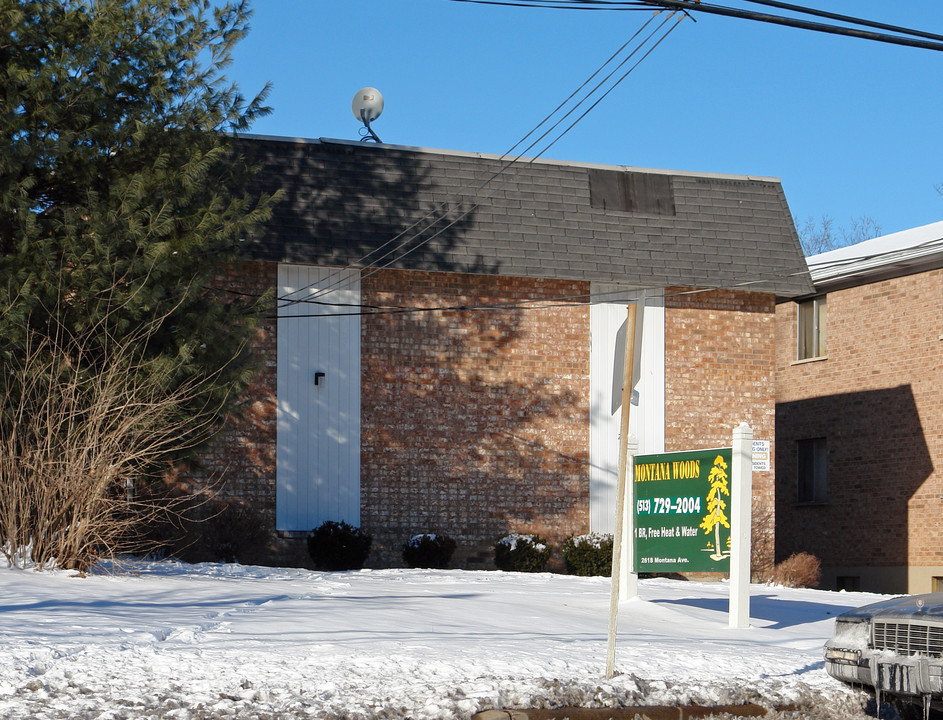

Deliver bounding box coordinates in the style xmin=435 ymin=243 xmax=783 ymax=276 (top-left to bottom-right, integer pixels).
xmin=444 ymin=0 xmax=653 ymax=9
xmin=273 ymin=0 xmax=943 ymax=315
xmin=258 ymin=231 xmax=943 ymax=319
xmin=634 ymin=0 xmax=943 ymax=52
xmin=536 ymin=11 xmax=683 ymax=157
xmin=268 ymin=258 xmax=818 ymax=320
xmin=737 ymin=0 xmax=943 ymax=44
xmin=267 ymin=226 xmax=943 ymax=319
xmin=448 ymin=0 xmax=943 ymax=51
xmin=278 ymin=12 xmax=670 ymax=307
xmin=257 ymin=234 xmax=943 ymax=321
xmin=277 ymin=11 xmax=682 ymax=308
xmin=342 ymin=11 xmax=684 ymax=291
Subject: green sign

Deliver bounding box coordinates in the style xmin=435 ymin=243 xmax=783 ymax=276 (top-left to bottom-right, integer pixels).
xmin=633 ymin=447 xmax=733 ymax=573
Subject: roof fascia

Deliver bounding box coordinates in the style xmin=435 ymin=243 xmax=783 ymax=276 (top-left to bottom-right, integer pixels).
xmin=238 ymin=133 xmax=783 ymax=184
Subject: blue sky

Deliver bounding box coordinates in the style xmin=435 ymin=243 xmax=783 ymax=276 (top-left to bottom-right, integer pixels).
xmin=228 ymin=1 xmax=943 ymax=237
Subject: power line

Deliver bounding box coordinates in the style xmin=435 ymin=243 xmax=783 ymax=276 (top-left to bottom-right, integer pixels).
xmin=276 ymin=10 xmax=684 ymax=308
xmin=737 ymin=0 xmax=943 ymax=44
xmin=234 ymin=227 xmax=943 ymax=322
xmin=448 ymin=0 xmax=943 ymax=51
xmin=266 ymin=258 xmax=817 ymax=320
xmin=633 ymin=1 xmax=943 ymax=52
xmin=445 ymin=0 xmax=654 ymax=9
xmin=270 ymin=0 xmax=942 ymax=314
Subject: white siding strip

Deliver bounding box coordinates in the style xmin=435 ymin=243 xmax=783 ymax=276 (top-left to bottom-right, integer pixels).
xmin=276 ymin=265 xmax=361 ymax=532
xmin=589 ymin=286 xmax=665 ymax=535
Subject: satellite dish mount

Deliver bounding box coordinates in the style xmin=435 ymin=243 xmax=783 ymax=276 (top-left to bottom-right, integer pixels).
xmin=352 ymin=87 xmax=384 ymax=143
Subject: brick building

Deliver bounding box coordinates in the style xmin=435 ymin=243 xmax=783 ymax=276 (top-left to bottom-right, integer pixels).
xmin=775 ymin=220 xmax=943 ymax=594
xmin=203 ymin=135 xmax=811 ymax=568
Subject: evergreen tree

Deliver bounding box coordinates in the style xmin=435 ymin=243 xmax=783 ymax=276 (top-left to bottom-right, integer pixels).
xmin=0 ymin=0 xmax=274 ymax=443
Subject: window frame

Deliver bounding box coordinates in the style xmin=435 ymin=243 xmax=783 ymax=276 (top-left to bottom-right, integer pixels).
xmin=796 ymin=295 xmax=827 ymax=361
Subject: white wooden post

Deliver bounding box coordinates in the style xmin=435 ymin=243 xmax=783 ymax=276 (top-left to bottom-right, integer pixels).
xmin=606 ymin=303 xmax=637 ymax=679
xmin=729 ymin=422 xmax=753 ymax=629
xmin=620 ymin=435 xmax=639 ymax=599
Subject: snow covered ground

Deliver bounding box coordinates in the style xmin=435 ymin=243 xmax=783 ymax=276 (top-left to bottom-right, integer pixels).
xmin=0 ymin=558 xmax=887 ymax=719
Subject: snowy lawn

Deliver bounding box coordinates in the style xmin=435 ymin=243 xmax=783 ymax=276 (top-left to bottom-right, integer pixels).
xmin=0 ymin=559 xmax=885 ymax=719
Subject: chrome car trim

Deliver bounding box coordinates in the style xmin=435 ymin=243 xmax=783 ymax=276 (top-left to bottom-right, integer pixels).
xmin=873 ymin=620 xmax=943 ymax=658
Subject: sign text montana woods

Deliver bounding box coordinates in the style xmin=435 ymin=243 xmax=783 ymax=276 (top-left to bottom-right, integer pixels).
xmin=633 ymin=448 xmax=734 ymax=573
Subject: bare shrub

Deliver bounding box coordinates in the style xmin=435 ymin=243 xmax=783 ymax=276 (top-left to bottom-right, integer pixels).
xmin=751 ymin=496 xmax=776 ymax=582
xmin=0 ymin=321 xmax=229 ymax=570
xmin=770 ymin=552 xmax=822 ymax=588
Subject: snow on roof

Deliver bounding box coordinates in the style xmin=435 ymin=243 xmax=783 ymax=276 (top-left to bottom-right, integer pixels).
xmin=807 ymin=219 xmax=943 ymax=287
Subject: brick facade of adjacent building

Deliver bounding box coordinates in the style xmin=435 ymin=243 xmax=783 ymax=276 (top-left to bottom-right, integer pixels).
xmin=775 ymin=268 xmax=943 ymax=593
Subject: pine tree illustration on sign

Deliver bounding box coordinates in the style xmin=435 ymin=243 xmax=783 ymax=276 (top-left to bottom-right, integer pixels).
xmin=700 ymin=455 xmax=731 ymax=561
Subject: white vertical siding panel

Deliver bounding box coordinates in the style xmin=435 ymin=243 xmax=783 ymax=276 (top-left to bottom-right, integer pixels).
xmin=298 ymin=265 xmax=312 ymax=529
xmin=589 ymin=301 xmax=619 ymax=534
xmin=325 ymin=277 xmax=341 ymax=520
xmin=589 ymin=285 xmax=665 ymax=535
xmin=276 ymin=265 xmax=361 ymax=532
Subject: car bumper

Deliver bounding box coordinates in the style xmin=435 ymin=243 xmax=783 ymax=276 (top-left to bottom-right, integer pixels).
xmin=827 ymin=649 xmax=943 ymax=697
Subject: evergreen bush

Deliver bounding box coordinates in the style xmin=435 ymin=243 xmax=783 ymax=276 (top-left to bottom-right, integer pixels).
xmin=402 ymin=533 xmax=457 ymax=569
xmin=493 ymin=533 xmax=551 ymax=573
xmin=562 ymin=533 xmax=613 ymax=576
xmin=307 ymin=521 xmax=372 ymax=571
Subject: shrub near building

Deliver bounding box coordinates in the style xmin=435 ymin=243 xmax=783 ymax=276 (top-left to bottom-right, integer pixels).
xmin=307 ymin=521 xmax=372 ymax=571
xmin=563 ymin=533 xmax=614 ymax=576
xmin=402 ymin=533 xmax=457 ymax=569
xmin=494 ymin=533 xmax=551 ymax=573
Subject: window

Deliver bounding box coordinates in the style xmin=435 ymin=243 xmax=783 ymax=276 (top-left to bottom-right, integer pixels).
xmin=796 ymin=437 xmax=827 ymax=504
xmin=836 ymin=576 xmax=861 ymax=592
xmin=797 ymin=296 xmax=827 ymax=360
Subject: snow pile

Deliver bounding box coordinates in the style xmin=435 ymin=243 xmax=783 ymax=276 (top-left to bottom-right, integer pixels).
xmin=0 ymin=558 xmax=883 ymax=719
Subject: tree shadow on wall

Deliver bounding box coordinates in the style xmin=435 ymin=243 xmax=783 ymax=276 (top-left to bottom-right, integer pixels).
xmin=229 ymin=138 xmax=593 ymax=567
xmin=775 ymin=385 xmax=932 ymax=591
xmin=204 ymin=139 xmax=498 ymax=539
xmin=240 ymin=138 xmax=496 ymax=276
xmin=360 ymin=271 xmax=592 ymax=567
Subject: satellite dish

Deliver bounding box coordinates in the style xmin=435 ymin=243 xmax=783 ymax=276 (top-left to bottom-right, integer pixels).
xmin=352 ymin=87 xmax=384 ymax=123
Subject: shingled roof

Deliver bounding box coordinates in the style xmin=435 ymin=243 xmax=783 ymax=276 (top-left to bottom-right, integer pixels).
xmin=241 ymin=135 xmax=813 ymax=298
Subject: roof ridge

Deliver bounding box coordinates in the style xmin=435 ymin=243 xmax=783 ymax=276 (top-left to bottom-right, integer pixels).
xmin=238 ymin=133 xmax=782 ymax=184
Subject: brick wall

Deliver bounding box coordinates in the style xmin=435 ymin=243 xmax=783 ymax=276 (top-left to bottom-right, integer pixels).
xmin=664 ymin=287 xmax=778 ymax=572
xmin=360 ymin=269 xmax=591 ymax=567
xmin=195 ymin=269 xmax=782 ymax=573
xmin=177 ymin=260 xmax=285 ymax=562
xmin=775 ymin=269 xmax=943 ymax=589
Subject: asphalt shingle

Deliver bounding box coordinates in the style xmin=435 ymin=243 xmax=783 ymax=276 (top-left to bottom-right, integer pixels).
xmin=241 ymin=136 xmax=813 ymax=298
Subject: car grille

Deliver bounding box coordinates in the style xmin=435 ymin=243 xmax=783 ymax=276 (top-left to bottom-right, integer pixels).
xmin=873 ymin=620 xmax=943 ymax=657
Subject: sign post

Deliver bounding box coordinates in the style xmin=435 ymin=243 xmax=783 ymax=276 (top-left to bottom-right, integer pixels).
xmin=630 ymin=423 xmax=753 ymax=628
xmin=729 ymin=422 xmax=753 ymax=629
xmin=606 ymin=303 xmax=637 ymax=680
